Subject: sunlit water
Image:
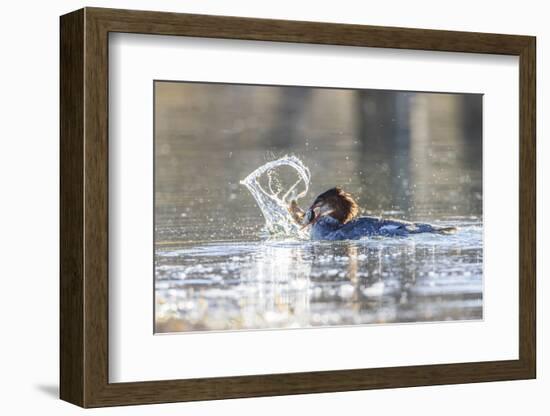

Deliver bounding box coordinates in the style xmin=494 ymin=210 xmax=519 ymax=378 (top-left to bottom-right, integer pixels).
xmin=155 ymin=156 xmax=482 ymax=333
xmin=239 ymin=155 xmax=310 ymax=237
xmin=156 ymin=223 xmax=482 ymax=332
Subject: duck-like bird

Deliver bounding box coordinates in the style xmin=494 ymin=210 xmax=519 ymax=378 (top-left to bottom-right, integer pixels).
xmin=289 ymin=187 xmax=456 ymax=241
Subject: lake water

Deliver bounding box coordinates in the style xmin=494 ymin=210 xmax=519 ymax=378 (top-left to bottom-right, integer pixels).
xmin=154 ymin=82 xmax=483 ymax=333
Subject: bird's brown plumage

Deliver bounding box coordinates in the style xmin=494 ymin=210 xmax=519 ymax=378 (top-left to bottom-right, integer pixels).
xmin=311 ymin=187 xmax=359 ymax=224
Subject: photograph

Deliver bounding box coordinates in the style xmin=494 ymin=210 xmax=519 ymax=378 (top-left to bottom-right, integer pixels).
xmin=154 ymin=80 xmax=483 ymax=333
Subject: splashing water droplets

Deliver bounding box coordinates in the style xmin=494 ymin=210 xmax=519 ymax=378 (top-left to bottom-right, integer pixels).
xmin=240 ymin=156 xmax=311 ymax=238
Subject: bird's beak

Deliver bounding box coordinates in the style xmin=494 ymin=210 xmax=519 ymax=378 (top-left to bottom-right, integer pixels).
xmin=302 ymin=203 xmax=335 ymax=229
xmin=301 ymin=206 xmax=320 ymax=228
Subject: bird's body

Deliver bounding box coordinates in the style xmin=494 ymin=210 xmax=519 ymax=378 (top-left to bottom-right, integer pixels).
xmin=290 ymin=187 xmax=456 ymax=241
xmin=310 ymin=215 xmax=454 ymax=241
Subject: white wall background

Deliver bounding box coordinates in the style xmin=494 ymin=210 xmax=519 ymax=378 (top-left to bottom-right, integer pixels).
xmin=0 ymin=0 xmax=545 ymax=414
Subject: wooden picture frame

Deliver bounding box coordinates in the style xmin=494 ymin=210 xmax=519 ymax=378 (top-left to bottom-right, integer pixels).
xmin=60 ymin=7 xmax=536 ymax=408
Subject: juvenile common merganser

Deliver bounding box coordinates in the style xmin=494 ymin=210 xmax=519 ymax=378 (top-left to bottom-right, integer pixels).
xmin=289 ymin=187 xmax=456 ymax=241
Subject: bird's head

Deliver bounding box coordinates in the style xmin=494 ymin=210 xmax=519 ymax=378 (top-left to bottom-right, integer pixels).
xmin=302 ymin=187 xmax=359 ymax=227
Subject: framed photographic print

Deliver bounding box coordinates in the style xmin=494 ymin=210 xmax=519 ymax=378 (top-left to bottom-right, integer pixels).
xmin=60 ymin=7 xmax=536 ymax=408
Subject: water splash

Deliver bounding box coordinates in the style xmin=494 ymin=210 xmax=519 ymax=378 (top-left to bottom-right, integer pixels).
xmin=240 ymin=155 xmax=311 ymax=237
